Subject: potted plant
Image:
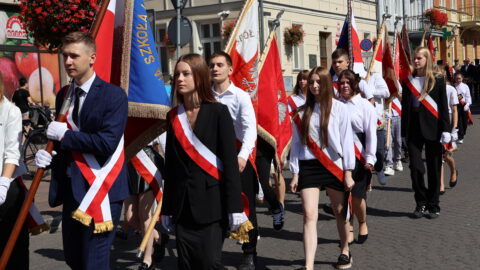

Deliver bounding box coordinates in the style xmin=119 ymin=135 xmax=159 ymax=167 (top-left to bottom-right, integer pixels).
xmin=163 ymin=34 xmax=176 ymax=54
xmin=19 ymin=0 xmax=99 ymax=51
xmin=424 ymin=8 xmax=448 ymax=30
xmin=222 ymin=20 xmax=236 ymax=42
xmin=284 ymin=24 xmax=305 ymax=48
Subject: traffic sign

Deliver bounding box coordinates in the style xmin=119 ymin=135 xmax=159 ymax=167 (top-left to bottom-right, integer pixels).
xmin=167 ymin=16 xmax=192 ymax=46
xmin=360 ymin=39 xmax=373 ymax=51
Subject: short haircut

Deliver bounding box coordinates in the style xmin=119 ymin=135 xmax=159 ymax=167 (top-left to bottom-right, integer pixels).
xmin=209 ymin=51 xmax=233 ymax=66
xmin=331 ymin=48 xmax=349 ymax=60
xmin=19 ymin=77 xmax=27 ymax=87
xmin=61 ymin=31 xmax=96 ymax=53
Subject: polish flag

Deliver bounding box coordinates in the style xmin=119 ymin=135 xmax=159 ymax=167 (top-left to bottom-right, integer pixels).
xmin=371 ymin=39 xmax=383 ymax=73
xmin=394 ymin=33 xmax=401 ymax=79
xmin=225 ymin=0 xmax=259 ymax=105
xmin=350 ymin=13 xmax=367 ymax=77
xmin=382 ymin=28 xmax=400 ymax=96
xmin=93 ymin=0 xmax=116 ymax=82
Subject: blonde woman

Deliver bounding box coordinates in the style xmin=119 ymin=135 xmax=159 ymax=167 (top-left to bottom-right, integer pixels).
xmin=290 ymin=67 xmax=355 ymax=269
xmin=401 ymin=47 xmax=450 ymax=219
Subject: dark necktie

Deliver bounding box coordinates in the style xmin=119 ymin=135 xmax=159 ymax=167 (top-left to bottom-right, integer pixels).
xmin=72 ymin=87 xmax=82 ymax=126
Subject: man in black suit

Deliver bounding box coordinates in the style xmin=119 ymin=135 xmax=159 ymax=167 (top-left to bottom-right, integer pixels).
xmin=35 ymin=32 xmax=129 ymax=270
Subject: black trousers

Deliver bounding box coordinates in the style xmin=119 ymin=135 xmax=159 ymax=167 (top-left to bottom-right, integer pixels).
xmin=255 ymin=139 xmax=281 ymax=213
xmin=176 ymin=220 xmax=225 ymax=270
xmin=374 ymin=129 xmax=386 ymax=172
xmin=458 ymin=104 xmax=469 ymax=140
xmin=241 ymin=161 xmax=258 ymax=255
xmin=0 ymin=180 xmax=29 ymax=270
xmin=407 ymin=115 xmax=443 ymax=212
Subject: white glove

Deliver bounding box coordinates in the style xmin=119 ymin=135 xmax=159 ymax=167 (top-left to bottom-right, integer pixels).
xmin=229 ymin=212 xmax=248 ymax=232
xmin=47 ymin=121 xmax=69 ymax=141
xmin=0 ymin=177 xmax=12 ymax=206
xmin=35 ymin=149 xmax=57 ymax=168
xmin=440 ymin=132 xmax=451 ymax=144
xmin=385 ymin=112 xmax=392 ymax=120
xmin=464 ymin=104 xmax=470 ymax=111
xmin=451 ymin=128 xmax=459 ymax=142
xmin=161 ymin=215 xmax=175 ymax=233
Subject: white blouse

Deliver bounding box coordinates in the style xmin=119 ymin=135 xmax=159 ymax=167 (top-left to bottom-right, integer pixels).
xmin=0 ymin=98 xmax=22 ymax=176
xmin=289 ymin=99 xmax=355 ymax=174
xmin=454 ymin=82 xmax=472 ymax=106
xmin=446 ymin=85 xmax=459 ymax=114
xmin=339 ymin=94 xmax=377 ymax=166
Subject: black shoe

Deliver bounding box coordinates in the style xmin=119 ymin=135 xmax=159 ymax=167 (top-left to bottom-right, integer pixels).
xmin=336 ymin=252 xmax=352 ymax=269
xmin=449 ymin=170 xmax=458 ymax=188
xmin=357 ymin=234 xmax=368 ymax=244
xmin=153 ymin=233 xmax=169 ymax=262
xmin=238 ymin=253 xmax=256 ymax=270
xmin=323 ymin=203 xmax=334 ymax=215
xmin=427 ymin=211 xmax=440 ymax=219
xmin=412 ymin=205 xmax=427 ymax=218
xmin=138 ymin=262 xmax=154 ymax=270
xmin=272 ymin=204 xmax=285 ymax=231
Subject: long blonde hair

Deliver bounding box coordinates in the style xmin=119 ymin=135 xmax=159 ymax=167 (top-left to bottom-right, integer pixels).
xmin=412 ymin=47 xmax=436 ymax=99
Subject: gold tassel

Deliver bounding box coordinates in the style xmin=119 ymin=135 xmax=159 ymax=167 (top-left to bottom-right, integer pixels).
xmin=93 ymin=220 xmax=114 ymax=234
xmin=229 ymin=220 xmax=254 ymax=243
xmin=71 ymin=209 xmax=92 ymax=227
xmin=29 ymin=222 xmax=51 ymax=236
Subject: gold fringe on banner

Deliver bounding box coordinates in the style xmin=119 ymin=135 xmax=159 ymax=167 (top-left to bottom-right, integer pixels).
xmin=229 ymin=220 xmax=254 ymax=243
xmin=94 ymin=220 xmax=114 ymax=234
xmin=120 ymin=0 xmax=134 ymax=93
xmin=29 ymin=222 xmax=50 ymax=236
xmin=71 ymin=209 xmax=92 ymax=227
xmin=128 ymin=102 xmax=171 ymax=119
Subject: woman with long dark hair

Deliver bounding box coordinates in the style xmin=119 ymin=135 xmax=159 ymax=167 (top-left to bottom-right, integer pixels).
xmin=290 ymin=67 xmax=355 ymax=269
xmin=288 ymin=70 xmax=310 ymax=115
xmin=337 ymin=70 xmax=377 ymax=244
xmin=401 ymin=47 xmax=450 ymax=219
xmin=161 ymin=54 xmax=246 ymax=269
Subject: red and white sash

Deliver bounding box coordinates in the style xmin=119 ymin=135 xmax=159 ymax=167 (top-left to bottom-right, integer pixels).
xmin=292 ymin=114 xmax=344 ymax=182
xmin=131 ymin=149 xmax=163 ymax=202
xmin=287 ymin=96 xmax=302 ymax=115
xmin=352 ymin=135 xmax=366 ymax=165
xmin=392 ymin=98 xmax=402 ymax=116
xmin=457 ymin=95 xmax=474 ymax=125
xmin=66 ymin=99 xmax=125 ymax=233
xmin=169 ymin=105 xmax=250 ymax=216
xmin=405 ymin=75 xmax=438 ymax=118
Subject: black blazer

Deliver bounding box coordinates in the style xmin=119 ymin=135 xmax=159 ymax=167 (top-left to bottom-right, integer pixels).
xmin=401 ymin=76 xmax=450 ymax=141
xmin=162 ymin=102 xmax=243 ymax=225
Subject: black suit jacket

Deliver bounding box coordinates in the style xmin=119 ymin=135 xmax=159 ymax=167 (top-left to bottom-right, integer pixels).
xmin=162 ymin=102 xmax=243 ymax=225
xmin=401 ymin=77 xmax=450 ymax=141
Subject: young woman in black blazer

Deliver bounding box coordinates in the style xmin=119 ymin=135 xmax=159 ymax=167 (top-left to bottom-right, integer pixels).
xmin=401 ymin=47 xmax=451 ymax=219
xmin=161 ymin=54 xmax=245 ymax=270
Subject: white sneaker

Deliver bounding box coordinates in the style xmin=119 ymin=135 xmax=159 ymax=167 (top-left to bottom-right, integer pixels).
xmin=377 ymin=170 xmax=387 ymax=185
xmin=393 ymin=161 xmax=403 ymax=171
xmin=458 ymin=139 xmax=464 ymax=144
xmin=384 ymin=167 xmax=395 ymax=176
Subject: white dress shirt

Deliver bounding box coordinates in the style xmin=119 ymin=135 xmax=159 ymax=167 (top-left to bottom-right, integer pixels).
xmin=454 ymin=82 xmax=472 ymax=106
xmin=446 ymin=85 xmax=459 ymax=114
xmin=289 ymin=99 xmax=355 ymax=174
xmin=332 ymin=74 xmax=374 ymax=100
xmin=0 ymin=98 xmax=21 ymax=175
xmin=288 ymin=93 xmax=306 ymax=113
xmin=339 ymin=94 xmax=377 ymax=165
xmin=367 ymin=73 xmax=390 ymax=121
xmin=73 ymin=73 xmax=96 ymax=127
xmin=213 ymin=82 xmax=257 ymax=160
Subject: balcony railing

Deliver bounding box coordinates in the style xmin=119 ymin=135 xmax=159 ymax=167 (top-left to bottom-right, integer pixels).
xmin=405 ymin=15 xmax=429 ymax=32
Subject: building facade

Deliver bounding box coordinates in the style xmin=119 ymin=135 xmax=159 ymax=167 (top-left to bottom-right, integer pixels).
xmin=146 ymin=0 xmax=378 ymax=91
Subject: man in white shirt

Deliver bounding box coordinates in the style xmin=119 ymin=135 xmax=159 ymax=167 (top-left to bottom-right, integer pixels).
xmin=209 ymin=52 xmax=260 ymax=270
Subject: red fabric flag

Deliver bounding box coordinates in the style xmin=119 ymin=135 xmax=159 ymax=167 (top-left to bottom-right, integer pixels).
xmin=400 ymin=24 xmax=412 ymax=65
xmin=394 ymin=34 xmax=401 ymax=79
xmin=93 ymin=0 xmax=116 ymax=82
xmin=428 ymin=35 xmax=436 ymax=62
xmin=257 ymin=35 xmax=292 ymax=168
xmin=382 ymin=31 xmax=400 ymax=96
xmin=398 ymin=32 xmax=412 ymax=82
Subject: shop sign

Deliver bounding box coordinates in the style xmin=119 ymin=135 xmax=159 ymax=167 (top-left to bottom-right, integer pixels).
xmin=6 ymin=16 xmax=27 ymax=39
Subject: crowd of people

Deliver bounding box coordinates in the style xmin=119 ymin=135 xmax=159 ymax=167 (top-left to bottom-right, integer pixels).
xmin=0 ymin=30 xmax=475 ymax=270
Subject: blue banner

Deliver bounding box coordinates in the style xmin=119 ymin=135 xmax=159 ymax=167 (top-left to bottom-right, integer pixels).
xmin=129 ymin=0 xmax=170 ymax=106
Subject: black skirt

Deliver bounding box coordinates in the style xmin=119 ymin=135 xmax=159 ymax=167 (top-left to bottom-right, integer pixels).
xmin=351 ymin=133 xmax=372 ymax=199
xmin=298 ymin=159 xmax=344 ymax=191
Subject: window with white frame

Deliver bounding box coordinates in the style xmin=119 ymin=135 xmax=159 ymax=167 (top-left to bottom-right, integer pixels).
xmin=292 ymin=23 xmax=304 ymax=70
xmin=155 ymin=27 xmax=170 ymax=76
xmin=451 ymin=0 xmax=457 ymax=9
xmin=439 ymin=0 xmax=445 ymax=7
xmin=199 ymin=22 xmax=223 ymax=61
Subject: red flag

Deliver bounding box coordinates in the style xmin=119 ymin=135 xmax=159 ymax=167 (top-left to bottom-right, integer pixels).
xmin=382 ymin=29 xmax=400 ymax=96
xmin=372 ymin=39 xmax=383 ymax=73
xmin=394 ymin=34 xmax=401 ymax=79
xmin=93 ymin=0 xmax=116 ymax=82
xmin=398 ymin=32 xmax=412 ymax=82
xmin=428 ymin=35 xmax=436 ymax=62
xmin=257 ymin=34 xmax=292 ymax=169
xmin=400 ymin=24 xmax=412 ymax=65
